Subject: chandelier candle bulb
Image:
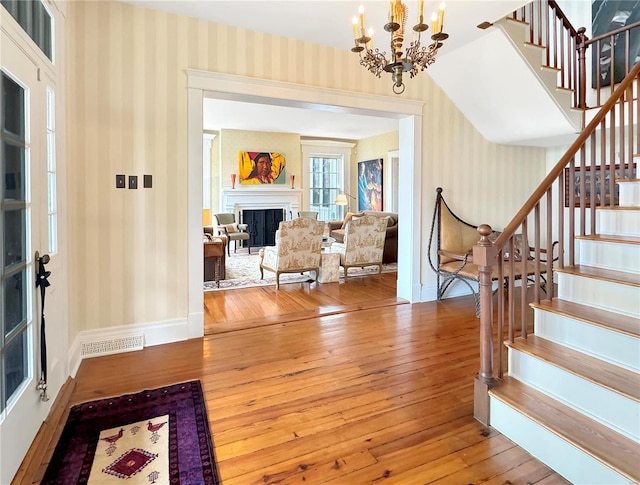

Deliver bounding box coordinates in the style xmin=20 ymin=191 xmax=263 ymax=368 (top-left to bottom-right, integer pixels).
xmin=353 ymin=16 xmax=359 ymax=39
xmin=438 ymin=2 xmax=446 ymax=32
xmin=431 ymin=11 xmax=438 ymax=34
xmin=418 ymin=0 xmax=424 ymax=19
xmin=359 ymin=5 xmax=365 ymax=31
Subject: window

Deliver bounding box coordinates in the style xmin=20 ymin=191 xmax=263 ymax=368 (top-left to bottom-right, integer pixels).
xmin=1 ymin=72 xmax=30 ymax=413
xmin=46 ymin=87 xmax=57 ymax=253
xmin=302 ymin=141 xmax=354 ymax=221
xmin=1 ymin=0 xmax=53 ymax=61
xmin=309 ymin=156 xmax=343 ymax=221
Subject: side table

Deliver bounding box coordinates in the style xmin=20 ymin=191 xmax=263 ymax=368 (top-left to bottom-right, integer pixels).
xmin=204 ymin=237 xmax=226 ymax=287
xmin=318 ymin=252 xmax=340 ymax=283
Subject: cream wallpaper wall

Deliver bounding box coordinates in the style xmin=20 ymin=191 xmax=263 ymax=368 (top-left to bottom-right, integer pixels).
xmin=356 ymin=131 xmax=399 ymax=164
xmin=219 ymin=129 xmax=301 ymax=189
xmin=66 ymin=1 xmax=546 ymax=337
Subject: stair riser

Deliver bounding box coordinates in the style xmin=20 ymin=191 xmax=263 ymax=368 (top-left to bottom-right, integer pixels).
xmin=597 ymin=209 xmax=640 ymax=236
xmin=534 ymin=309 xmax=640 ymax=373
xmin=578 ymin=239 xmax=640 ymax=274
xmin=509 ymin=350 xmax=640 ymax=443
xmin=619 ymin=182 xmax=640 ymax=207
xmin=489 ymin=397 xmax=632 ymax=484
xmin=556 ymin=272 xmax=640 ymax=318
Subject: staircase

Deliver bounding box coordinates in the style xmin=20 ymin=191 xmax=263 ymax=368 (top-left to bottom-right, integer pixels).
xmin=496 ymin=16 xmax=582 ymax=132
xmin=488 ymin=169 xmax=640 ymax=483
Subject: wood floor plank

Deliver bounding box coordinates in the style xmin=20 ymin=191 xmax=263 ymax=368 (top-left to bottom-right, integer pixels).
xmin=16 ymin=277 xmax=568 ymax=485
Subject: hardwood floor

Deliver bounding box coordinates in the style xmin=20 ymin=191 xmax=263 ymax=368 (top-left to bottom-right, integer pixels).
xmin=24 ymin=274 xmax=570 ymax=484
xmin=204 ymin=271 xmax=402 ymax=334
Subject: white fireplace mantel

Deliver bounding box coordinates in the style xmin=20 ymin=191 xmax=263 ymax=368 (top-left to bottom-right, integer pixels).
xmin=222 ymin=188 xmax=303 ymax=219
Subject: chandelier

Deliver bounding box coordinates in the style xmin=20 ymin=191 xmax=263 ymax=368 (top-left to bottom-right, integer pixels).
xmin=351 ymin=1 xmax=448 ymax=94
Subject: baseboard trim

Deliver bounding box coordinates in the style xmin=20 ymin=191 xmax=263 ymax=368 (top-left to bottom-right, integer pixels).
xmin=68 ymin=317 xmax=190 ymax=377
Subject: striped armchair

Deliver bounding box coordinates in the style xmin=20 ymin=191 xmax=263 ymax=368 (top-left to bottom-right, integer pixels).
xmin=259 ymin=218 xmax=325 ymax=288
xmin=332 ymin=215 xmax=387 ymax=280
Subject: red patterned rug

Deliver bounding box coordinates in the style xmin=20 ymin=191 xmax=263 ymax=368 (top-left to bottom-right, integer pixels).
xmin=42 ymin=380 xmax=220 ymax=484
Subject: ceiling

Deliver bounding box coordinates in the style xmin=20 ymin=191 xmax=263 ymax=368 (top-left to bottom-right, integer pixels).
xmin=122 ymin=0 xmax=525 ymax=140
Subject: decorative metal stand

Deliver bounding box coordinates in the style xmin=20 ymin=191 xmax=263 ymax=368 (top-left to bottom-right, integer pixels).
xmin=35 ymin=251 xmax=51 ymax=402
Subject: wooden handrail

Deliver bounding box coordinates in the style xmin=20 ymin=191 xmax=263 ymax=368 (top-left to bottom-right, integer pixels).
xmin=548 ymin=0 xmax=578 ymax=36
xmin=585 ymin=20 xmax=640 ymax=46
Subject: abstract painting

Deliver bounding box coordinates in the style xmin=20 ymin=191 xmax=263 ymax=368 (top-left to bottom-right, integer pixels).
xmin=357 ymin=159 xmax=383 ymax=211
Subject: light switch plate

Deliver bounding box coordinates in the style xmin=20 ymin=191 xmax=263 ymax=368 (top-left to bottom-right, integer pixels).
xmin=128 ymin=175 xmax=138 ymax=189
xmin=116 ymin=174 xmax=126 ymax=188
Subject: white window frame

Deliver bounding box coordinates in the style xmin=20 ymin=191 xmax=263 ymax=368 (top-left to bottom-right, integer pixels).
xmin=301 ymin=140 xmax=355 ymax=220
xmin=46 ymin=86 xmax=57 ymax=254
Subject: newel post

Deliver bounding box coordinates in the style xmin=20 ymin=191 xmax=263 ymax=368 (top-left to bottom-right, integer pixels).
xmin=472 ymin=224 xmax=498 ymax=426
xmin=576 ymin=26 xmax=588 ymax=110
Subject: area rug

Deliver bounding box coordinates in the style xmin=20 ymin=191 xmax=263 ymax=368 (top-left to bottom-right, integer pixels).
xmin=205 ymin=244 xmax=397 ymax=291
xmin=42 ymin=380 xmax=220 ymax=485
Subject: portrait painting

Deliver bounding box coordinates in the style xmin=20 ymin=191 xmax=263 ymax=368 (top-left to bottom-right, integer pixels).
xmin=239 ymin=151 xmax=287 ymax=185
xmin=357 ymin=159 xmax=383 ymax=211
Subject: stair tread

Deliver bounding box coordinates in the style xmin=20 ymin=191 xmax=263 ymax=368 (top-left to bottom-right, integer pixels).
xmin=490 ymin=377 xmax=640 ymax=482
xmin=532 ymin=299 xmax=640 ymax=338
xmin=523 ymin=41 xmax=545 ymax=50
xmin=555 ymin=264 xmax=640 ymax=286
xmin=576 ymin=234 xmax=640 ymax=245
xmin=506 ymin=335 xmax=640 ymax=401
xmin=617 ymin=178 xmax=640 ymax=183
xmin=597 ymin=206 xmax=640 ymax=211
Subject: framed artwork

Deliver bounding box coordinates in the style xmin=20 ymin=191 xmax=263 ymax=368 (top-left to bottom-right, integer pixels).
xmin=357 ymin=159 xmax=383 ymax=211
xmin=591 ymin=0 xmax=640 ymax=87
xmin=238 ymin=151 xmax=287 ymax=185
xmin=564 ymin=164 xmax=622 ymax=207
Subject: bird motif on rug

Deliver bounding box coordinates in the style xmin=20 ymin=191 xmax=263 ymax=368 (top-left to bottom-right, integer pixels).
xmin=100 ymin=428 xmax=124 ymax=456
xmin=147 ymin=420 xmax=167 ymax=444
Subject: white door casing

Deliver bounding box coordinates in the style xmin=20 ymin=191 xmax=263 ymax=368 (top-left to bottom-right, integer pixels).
xmin=186 ymin=70 xmax=425 ymax=332
xmin=0 ymin=2 xmax=68 ymax=479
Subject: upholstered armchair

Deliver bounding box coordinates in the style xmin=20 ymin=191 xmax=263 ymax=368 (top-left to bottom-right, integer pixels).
xmin=213 ymin=213 xmax=250 ymax=256
xmin=332 ymin=215 xmax=387 ymax=280
xmin=259 ymin=218 xmax=325 ymax=288
xmin=297 ymin=211 xmax=319 ymax=220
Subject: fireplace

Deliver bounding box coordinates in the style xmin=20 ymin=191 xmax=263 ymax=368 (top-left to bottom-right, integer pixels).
xmin=241 ymin=209 xmax=285 ymax=247
xmin=221 ymin=188 xmax=303 ymax=249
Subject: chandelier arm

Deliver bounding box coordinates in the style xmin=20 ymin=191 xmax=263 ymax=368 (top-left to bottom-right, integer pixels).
xmin=349 ymin=1 xmax=448 ymax=94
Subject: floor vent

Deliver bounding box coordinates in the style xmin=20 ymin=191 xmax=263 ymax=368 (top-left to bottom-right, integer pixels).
xmin=80 ymin=335 xmax=144 ymax=358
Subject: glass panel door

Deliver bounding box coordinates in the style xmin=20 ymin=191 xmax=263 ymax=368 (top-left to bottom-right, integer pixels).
xmin=0 ymin=28 xmax=45 ymax=484
xmin=1 ymin=72 xmax=30 ymax=414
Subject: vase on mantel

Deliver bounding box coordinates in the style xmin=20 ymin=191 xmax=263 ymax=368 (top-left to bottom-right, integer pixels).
xmin=290 ymin=174 xmax=295 ymax=189
xmin=231 ymin=173 xmax=237 ymax=189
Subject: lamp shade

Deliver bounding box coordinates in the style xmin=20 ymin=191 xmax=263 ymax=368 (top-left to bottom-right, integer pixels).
xmin=202 ymin=209 xmax=212 ymax=226
xmin=335 ymin=193 xmax=348 ymax=206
